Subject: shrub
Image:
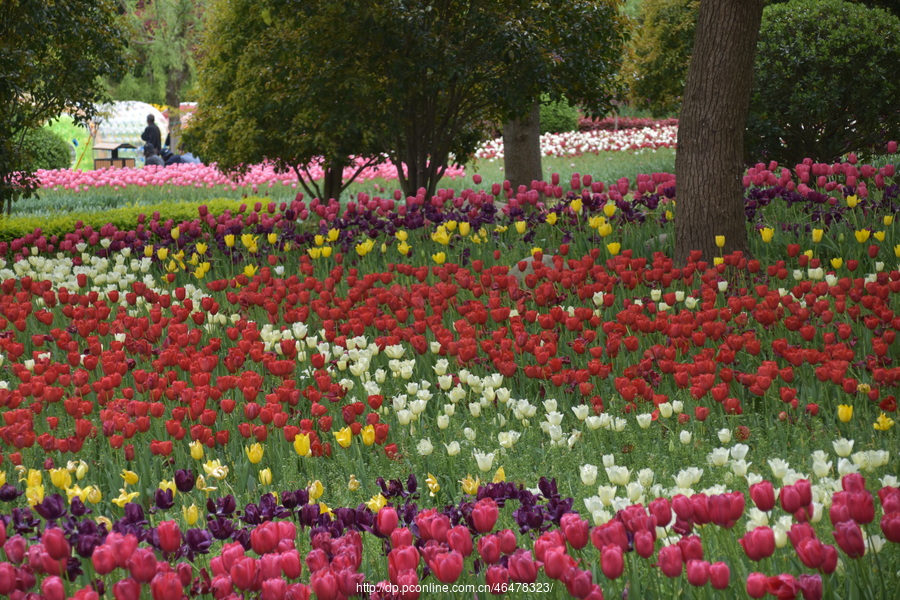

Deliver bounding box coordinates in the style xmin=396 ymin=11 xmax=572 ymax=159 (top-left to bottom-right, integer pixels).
xmin=540 ymin=96 xmax=579 ymax=134
xmin=20 ymin=127 xmax=72 ymax=171
xmin=623 ymin=0 xmax=698 ymax=117
xmin=0 ymin=198 xmax=249 ymax=241
xmin=578 ymin=116 xmax=679 ymax=132
xmin=746 ymin=0 xmax=900 ymax=165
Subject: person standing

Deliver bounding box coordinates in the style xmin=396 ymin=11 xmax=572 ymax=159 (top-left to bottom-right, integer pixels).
xmin=141 ymin=114 xmax=162 ymax=155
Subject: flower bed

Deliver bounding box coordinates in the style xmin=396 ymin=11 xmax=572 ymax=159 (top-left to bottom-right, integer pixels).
xmin=0 ymin=149 xmax=898 ymax=599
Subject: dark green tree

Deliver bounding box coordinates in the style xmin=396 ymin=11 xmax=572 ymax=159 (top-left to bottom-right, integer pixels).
xmin=0 ymin=0 xmax=128 ymax=213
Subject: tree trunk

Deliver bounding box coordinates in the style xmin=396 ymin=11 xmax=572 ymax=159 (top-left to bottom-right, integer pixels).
xmin=502 ymin=101 xmax=543 ymax=192
xmin=674 ymin=0 xmax=763 ymax=266
xmin=322 ymin=159 xmax=346 ymax=201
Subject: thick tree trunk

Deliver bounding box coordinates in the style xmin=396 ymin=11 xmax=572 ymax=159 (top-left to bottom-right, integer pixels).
xmin=322 ymin=159 xmax=346 ymax=201
xmin=674 ymin=0 xmax=763 ymax=266
xmin=502 ymin=102 xmax=543 ymax=192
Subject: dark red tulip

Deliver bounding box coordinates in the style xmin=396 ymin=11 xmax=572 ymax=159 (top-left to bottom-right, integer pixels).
xmin=799 ymin=574 xmax=822 ymax=600
xmin=230 ymin=556 xmax=259 ymax=591
xmin=497 ymin=529 xmax=518 ymax=554
xmin=848 ymin=491 xmax=875 ymax=525
xmin=561 ymin=513 xmax=590 ymax=550
xmin=282 ymin=549 xmax=303 ymax=579
xmin=882 ymin=512 xmax=900 ymax=543
xmin=41 ymin=575 xmax=65 ymax=600
xmin=92 ymin=544 xmax=117 ymax=575
xmin=648 ymin=497 xmax=672 ymax=528
xmin=250 ymin=521 xmax=279 ymax=555
xmin=634 ymin=530 xmax=655 ymax=559
xmin=543 ymin=547 xmax=576 ymax=580
xmin=390 ymin=528 xmax=413 ymax=549
xmin=564 ymin=567 xmax=593 ymax=599
xmin=5 ymin=534 xmax=26 ymax=564
xmin=261 ymin=578 xmax=288 ymax=600
xmin=590 ymin=521 xmax=627 ymax=552
xmin=478 ymin=534 xmax=501 ymax=565
xmin=0 ymin=563 xmax=16 ymax=595
xmin=310 ymin=568 xmax=340 ymax=600
xmin=259 ymin=553 xmax=282 ymax=581
xmin=388 ymin=545 xmax=419 ymax=583
xmin=678 ymin=535 xmax=703 ymax=562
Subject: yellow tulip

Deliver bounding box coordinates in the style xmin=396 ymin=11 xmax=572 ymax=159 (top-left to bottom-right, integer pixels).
xmin=327 ymin=228 xmax=339 ymax=242
xmin=96 ymin=516 xmax=113 ymax=531
xmin=159 ymin=479 xmax=176 ymax=495
xmin=314 ymin=235 xmax=325 ymax=246
xmin=874 ymin=412 xmax=895 ymax=431
xmin=203 ymin=460 xmax=228 ymax=480
xmin=360 ymin=425 xmax=375 ymax=446
xmin=459 ymin=222 xmax=471 ymax=236
xmin=170 ymin=226 xmax=180 ymax=240
xmin=85 ymin=486 xmax=102 ymax=504
xmin=157 ymin=247 xmax=169 ymax=261
xmin=190 ymin=440 xmax=205 ymax=461
xmin=884 ymin=215 xmax=893 ymax=226
xmin=334 ymin=427 xmax=353 ymax=449
xmin=570 ymin=198 xmax=583 ymax=213
xmin=245 ymin=443 xmax=264 ymax=464
xmin=598 ymin=223 xmax=613 ymax=237
xmin=224 ymin=234 xmax=235 ymax=248
xmin=493 ymin=466 xmax=506 ymax=483
xmin=445 ymin=220 xmax=458 ymax=232
xmin=759 ymin=227 xmax=774 ymax=243
xmin=607 ymin=242 xmax=621 ymax=256
xmin=308 ymin=247 xmax=322 ymax=259
xmin=308 ymin=480 xmax=324 ymax=501
xmin=112 ymin=488 xmax=139 ymax=508
xmin=665 ymin=210 xmax=674 ymax=221
xmin=837 ymin=405 xmax=853 ymax=423
xmin=713 ymin=257 xmax=724 ymax=266
xmin=195 ymin=475 xmax=217 ymax=494
xmin=426 ymin=473 xmax=440 ymax=497
xmin=196 ymin=242 xmax=208 ymax=254
xmin=259 ymin=468 xmax=273 ymax=486
xmin=267 ymin=232 xmax=277 ymax=244
xmin=603 ymin=203 xmax=616 ymax=218
xmin=715 ymin=235 xmax=725 ymax=248
xmin=530 ymin=247 xmax=542 ymax=256
xmin=26 ymin=469 xmax=42 ymax=487
xmin=241 ymin=234 xmax=258 ymax=249
xmin=589 ymin=215 xmax=605 ymax=229
xmin=0 ymin=472 xmax=5 ymax=487
xmin=243 ymin=264 xmax=258 ymax=278
xmin=431 ymin=227 xmax=451 ymax=245
xmin=397 ymin=241 xmax=411 ymax=255
xmin=321 ymin=246 xmax=332 ymax=258
xmin=144 ymin=245 xmax=155 ymax=257
xmin=121 ymin=470 xmax=139 ymax=486
xmin=293 ymin=433 xmax=311 ymax=457
xmin=183 ymin=504 xmax=199 ymax=526
xmin=366 ymin=493 xmax=388 ymax=512
xmin=831 ymin=258 xmax=843 ymax=269
xmin=874 ymin=231 xmax=886 ymax=242
xmin=895 ymin=244 xmax=900 ymax=258
xmin=26 ymin=485 xmax=44 ymax=506
xmin=846 ymin=195 xmax=858 ymax=208
xmin=395 ymin=230 xmax=408 ymax=242
xmin=348 ymin=475 xmax=361 ymax=492
xmin=459 ymin=474 xmax=480 ymax=495
xmin=515 ymin=221 xmax=527 ymax=234
xmin=319 ymin=502 xmax=335 ymax=520
xmin=65 ymin=484 xmax=85 ymax=503
xmin=50 ymin=468 xmax=72 ymax=489
xmin=432 ymin=252 xmax=446 ymax=265
xmin=812 ymin=229 xmax=823 ymax=243
xmin=546 ymin=212 xmax=558 ymax=226
xmin=854 ymin=229 xmax=870 ymax=244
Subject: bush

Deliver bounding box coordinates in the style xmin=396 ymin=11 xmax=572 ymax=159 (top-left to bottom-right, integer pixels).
xmin=0 ymin=198 xmax=249 ymax=241
xmin=20 ymin=127 xmax=72 ymax=171
xmin=578 ymin=116 xmax=679 ymax=132
xmin=623 ymin=0 xmax=698 ymax=117
xmin=540 ymin=97 xmax=579 ymax=134
xmin=746 ymin=0 xmax=900 ymax=165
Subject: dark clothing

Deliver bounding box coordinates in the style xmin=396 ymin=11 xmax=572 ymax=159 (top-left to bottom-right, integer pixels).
xmin=141 ymin=124 xmax=162 ymax=154
xmin=145 ymin=155 xmax=165 ymax=167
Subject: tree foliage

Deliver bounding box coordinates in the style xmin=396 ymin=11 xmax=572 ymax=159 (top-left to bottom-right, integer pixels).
xmin=187 ymin=0 xmax=628 ymax=199
xmin=623 ymin=0 xmax=698 ymax=117
xmin=746 ymin=0 xmax=900 ymax=165
xmin=0 ymin=0 xmax=128 ymax=211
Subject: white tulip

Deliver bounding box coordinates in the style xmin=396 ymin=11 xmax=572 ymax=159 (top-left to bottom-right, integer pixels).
xmin=679 ymin=430 xmax=692 ymax=445
xmin=718 ymin=429 xmax=732 ymax=444
xmin=474 ymin=451 xmax=495 ymax=472
xmin=417 ymin=439 xmax=434 ymax=456
xmin=580 ymin=464 xmax=598 ymax=486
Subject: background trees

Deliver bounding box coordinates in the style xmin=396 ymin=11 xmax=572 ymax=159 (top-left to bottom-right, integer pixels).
xmin=0 ymin=0 xmax=128 ymax=212
xmin=186 ymin=0 xmax=628 ymax=200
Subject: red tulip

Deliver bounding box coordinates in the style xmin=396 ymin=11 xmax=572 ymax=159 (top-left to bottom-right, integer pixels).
xmin=686 ymin=560 xmax=709 ymax=587
xmin=390 ymin=527 xmax=413 ymax=549
xmin=657 ymin=545 xmax=683 ymax=578
xmin=634 ymin=530 xmax=655 ymax=559
xmin=150 ymin=572 xmax=183 ymax=600
xmin=485 ymin=565 xmax=508 ymax=594
xmin=709 ymin=561 xmax=730 ymax=590
xmin=41 ymin=575 xmax=65 ymax=600
xmin=377 ymin=506 xmax=399 ymax=537
xmin=799 ymin=574 xmax=822 ymax=600
xmin=561 ymin=513 xmax=590 ymax=550
xmin=508 ymin=549 xmax=539 ymax=583
xmin=746 ymin=572 xmax=768 ymax=598
xmin=112 ymin=577 xmax=141 ymax=600
xmin=261 ymin=578 xmax=287 ymax=600
xmin=563 ymin=566 xmax=593 ymax=599
xmin=478 ymin=534 xmax=501 ymax=565
xmin=157 ymin=520 xmax=182 ymax=553
xmin=428 ymin=550 xmax=463 ymax=583
xmin=543 ymin=547 xmax=576 ymax=580
xmin=447 ymin=525 xmax=473 ymax=557
xmin=750 ymin=481 xmax=775 ymax=511
xmin=767 ymin=574 xmax=801 ymax=600
xmin=600 ymin=545 xmax=624 ymax=579
xmin=740 ymin=527 xmax=775 ymax=561
xmin=497 ymin=529 xmax=518 ymax=554
xmin=282 ymin=549 xmax=303 ymax=579
xmin=471 ymin=498 xmax=499 ymax=533
xmin=127 ymin=548 xmax=158 ymax=584
xmin=649 ymin=497 xmax=672 ymax=528
xmin=92 ymin=544 xmax=117 ymax=575
xmin=388 ymin=545 xmax=419 ymax=583
xmin=42 ymin=527 xmax=70 ymax=560
xmin=882 ymin=512 xmax=900 ymax=543
xmin=395 ymin=569 xmax=420 ymax=600
xmin=230 ymin=556 xmax=259 ymax=591
xmin=250 ymin=521 xmax=279 ymax=555
xmin=310 ymin=568 xmax=340 ymax=600
xmin=833 ymin=521 xmax=866 ymax=558
xmin=4 ymin=534 xmax=26 ymax=564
